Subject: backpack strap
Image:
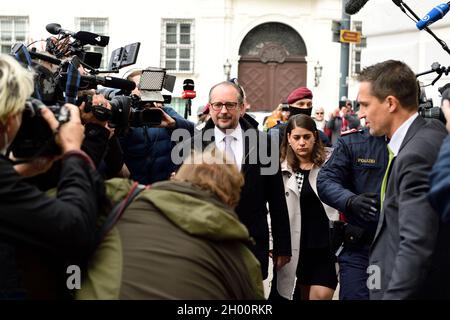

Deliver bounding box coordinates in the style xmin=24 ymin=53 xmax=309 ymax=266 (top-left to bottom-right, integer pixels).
xmin=95 ymin=182 xmax=149 ymax=246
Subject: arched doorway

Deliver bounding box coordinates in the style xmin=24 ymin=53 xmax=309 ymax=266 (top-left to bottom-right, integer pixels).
xmin=238 ymin=22 xmax=307 ymax=111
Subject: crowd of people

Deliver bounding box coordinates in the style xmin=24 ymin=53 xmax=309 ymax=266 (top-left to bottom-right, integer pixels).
xmin=2 ymin=50 xmax=450 ymax=301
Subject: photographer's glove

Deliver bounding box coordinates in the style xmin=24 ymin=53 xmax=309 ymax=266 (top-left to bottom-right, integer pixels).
xmin=346 ymin=193 xmax=380 ymax=222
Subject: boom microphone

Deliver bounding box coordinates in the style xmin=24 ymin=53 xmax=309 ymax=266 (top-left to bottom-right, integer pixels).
xmin=345 ymin=0 xmax=370 ymax=15
xmin=74 ymin=31 xmax=109 ymax=47
xmin=46 ymin=23 xmax=73 ymax=36
xmin=61 ymin=72 xmax=136 ymax=91
xmin=45 ymin=23 xmax=109 ymax=47
xmin=82 ymin=75 xmax=136 ymax=92
xmin=416 ymin=3 xmax=450 ymax=30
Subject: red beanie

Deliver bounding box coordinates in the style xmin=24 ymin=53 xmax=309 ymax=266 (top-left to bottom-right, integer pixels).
xmin=286 ymin=87 xmax=313 ymax=104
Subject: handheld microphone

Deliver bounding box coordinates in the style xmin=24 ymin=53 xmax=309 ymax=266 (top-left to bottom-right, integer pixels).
xmin=416 ymin=3 xmax=450 ymax=30
xmin=181 ymin=79 xmax=196 ymax=99
xmin=345 ymin=0 xmax=370 ymax=15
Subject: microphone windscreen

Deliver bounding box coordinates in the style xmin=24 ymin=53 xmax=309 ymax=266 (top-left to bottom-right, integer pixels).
xmin=183 ymin=79 xmax=195 ymax=91
xmin=345 ymin=0 xmax=370 ymax=15
xmin=46 ymin=23 xmax=62 ymax=35
xmin=75 ymin=31 xmax=110 ymax=47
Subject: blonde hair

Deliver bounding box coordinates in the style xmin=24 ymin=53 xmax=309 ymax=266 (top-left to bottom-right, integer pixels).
xmin=125 ymin=69 xmax=142 ymax=81
xmin=174 ymin=148 xmax=244 ymax=208
xmin=0 ymin=54 xmax=34 ymax=124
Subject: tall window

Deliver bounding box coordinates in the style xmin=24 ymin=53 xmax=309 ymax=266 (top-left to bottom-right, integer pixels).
xmin=161 ymin=19 xmax=194 ymax=73
xmin=76 ymin=17 xmax=109 ymax=68
xmin=0 ymin=16 xmax=28 ymax=54
xmin=351 ymin=20 xmax=366 ymax=77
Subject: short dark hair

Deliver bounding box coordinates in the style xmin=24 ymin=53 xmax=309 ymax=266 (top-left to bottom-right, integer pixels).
xmin=281 ymin=114 xmax=326 ymax=170
xmin=358 ymin=60 xmax=418 ymax=110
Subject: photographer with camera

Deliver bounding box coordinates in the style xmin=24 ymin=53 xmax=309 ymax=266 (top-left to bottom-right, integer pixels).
xmin=429 ymin=89 xmax=450 ymax=224
xmin=326 ymin=102 xmax=360 ymax=146
xmin=119 ymin=70 xmax=194 ymax=184
xmin=0 ymin=54 xmax=103 ymax=299
xmin=78 ymin=91 xmax=127 ymax=179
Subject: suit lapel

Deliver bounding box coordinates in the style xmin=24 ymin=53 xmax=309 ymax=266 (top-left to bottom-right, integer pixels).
xmin=239 ymin=118 xmax=258 ymax=174
xmin=240 ymin=136 xmax=251 ymax=174
xmin=398 ymin=116 xmax=425 ymax=153
xmin=372 ymin=116 xmax=426 ymax=245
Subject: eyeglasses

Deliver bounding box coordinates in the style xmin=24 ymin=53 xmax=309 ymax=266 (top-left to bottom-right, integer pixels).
xmin=210 ymin=102 xmax=239 ymax=111
xmin=316 ymin=112 xmax=324 ymax=115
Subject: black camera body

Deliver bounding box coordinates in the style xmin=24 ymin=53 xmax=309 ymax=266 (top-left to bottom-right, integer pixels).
xmin=418 ymin=81 xmax=447 ymax=124
xmin=95 ymin=67 xmax=178 ymax=130
xmin=111 ymin=95 xmax=163 ymax=128
xmin=8 ymin=99 xmax=70 ymax=158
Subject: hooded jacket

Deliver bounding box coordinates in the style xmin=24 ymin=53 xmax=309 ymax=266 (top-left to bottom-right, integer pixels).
xmin=77 ymin=180 xmax=264 ymax=300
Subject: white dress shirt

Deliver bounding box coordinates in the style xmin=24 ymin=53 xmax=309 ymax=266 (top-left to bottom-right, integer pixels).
xmin=388 ymin=113 xmax=419 ymax=156
xmin=214 ymin=124 xmax=244 ymax=171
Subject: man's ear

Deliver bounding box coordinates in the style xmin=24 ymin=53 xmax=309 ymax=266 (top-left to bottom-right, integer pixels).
xmin=240 ymin=105 xmax=246 ymax=117
xmin=386 ymin=96 xmax=400 ymax=113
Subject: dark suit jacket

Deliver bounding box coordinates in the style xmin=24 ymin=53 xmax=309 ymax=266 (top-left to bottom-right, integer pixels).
xmin=184 ymin=118 xmax=292 ymax=279
xmin=369 ymin=116 xmax=450 ymax=299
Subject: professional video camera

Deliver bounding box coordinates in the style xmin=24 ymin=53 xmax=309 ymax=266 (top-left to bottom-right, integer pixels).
xmin=97 ymin=67 xmax=177 ymax=128
xmin=45 ymin=23 xmax=109 ymax=69
xmin=8 ymin=99 xmax=70 ymax=158
xmin=7 ymin=22 xmax=143 ymax=158
xmin=416 ymin=62 xmax=449 ymax=124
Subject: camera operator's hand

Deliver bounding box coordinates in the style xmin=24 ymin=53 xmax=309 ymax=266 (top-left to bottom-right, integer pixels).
xmin=80 ymin=94 xmax=111 ymax=127
xmin=346 ymin=192 xmax=380 ymax=222
xmin=41 ymin=104 xmax=84 ymax=153
xmin=158 ymin=109 xmax=176 ymax=129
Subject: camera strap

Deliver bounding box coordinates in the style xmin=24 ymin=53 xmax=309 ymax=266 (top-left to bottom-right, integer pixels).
xmin=64 ymin=57 xmax=81 ymax=104
xmin=12 ymin=44 xmax=42 ymax=101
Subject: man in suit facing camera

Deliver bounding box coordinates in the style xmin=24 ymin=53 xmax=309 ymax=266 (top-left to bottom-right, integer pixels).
xmin=181 ymin=81 xmax=292 ymax=280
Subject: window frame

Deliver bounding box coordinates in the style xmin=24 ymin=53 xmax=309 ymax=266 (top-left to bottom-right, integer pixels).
xmin=161 ymin=19 xmax=195 ymax=74
xmin=0 ymin=16 xmax=29 ymax=55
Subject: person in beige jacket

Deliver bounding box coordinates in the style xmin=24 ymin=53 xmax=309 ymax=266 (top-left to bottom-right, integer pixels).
xmin=272 ymin=114 xmax=338 ymax=301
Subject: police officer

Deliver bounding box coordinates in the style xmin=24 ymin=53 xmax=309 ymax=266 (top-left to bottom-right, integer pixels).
xmin=269 ymin=86 xmax=331 ymax=146
xmin=317 ymin=127 xmax=387 ymax=300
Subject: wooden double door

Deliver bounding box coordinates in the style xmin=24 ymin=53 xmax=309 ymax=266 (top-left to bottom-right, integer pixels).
xmin=238 ymin=55 xmax=307 ymax=112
